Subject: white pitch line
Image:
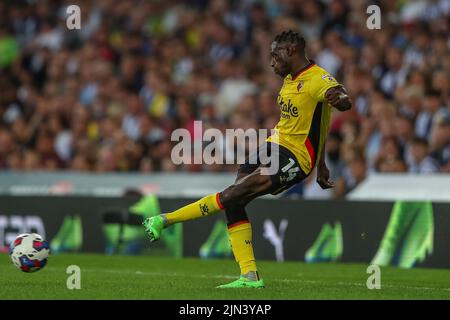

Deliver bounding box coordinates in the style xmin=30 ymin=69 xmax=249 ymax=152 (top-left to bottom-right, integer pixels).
xmin=40 ymin=267 xmax=450 ymax=292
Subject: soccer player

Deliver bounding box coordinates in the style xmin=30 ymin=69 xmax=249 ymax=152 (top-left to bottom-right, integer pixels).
xmin=143 ymin=30 xmax=352 ymax=288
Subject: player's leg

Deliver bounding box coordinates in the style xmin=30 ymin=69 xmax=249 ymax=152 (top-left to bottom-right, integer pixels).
xmin=143 ymin=166 xmax=273 ymax=241
xmin=218 ymin=202 xmax=266 ymax=288
xmin=142 ymin=190 xmax=223 ymax=241
xmin=159 ymin=167 xmax=274 ymax=223
xmin=218 ymin=142 xmax=307 ymax=288
xmin=219 ymin=170 xmax=263 ymax=288
xmin=143 ymin=143 xmax=302 ymax=242
xmin=143 ymin=135 xmax=276 ymax=237
xmin=218 ymin=143 xmax=309 ymax=287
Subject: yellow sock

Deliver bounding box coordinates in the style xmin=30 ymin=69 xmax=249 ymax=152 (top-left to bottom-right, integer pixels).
xmin=228 ymin=220 xmax=258 ymax=277
xmin=165 ymin=192 xmax=224 ymax=225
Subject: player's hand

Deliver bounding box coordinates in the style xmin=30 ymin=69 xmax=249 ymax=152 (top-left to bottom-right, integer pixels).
xmin=316 ymin=164 xmax=334 ymax=189
xmin=325 ymin=86 xmax=352 ymax=111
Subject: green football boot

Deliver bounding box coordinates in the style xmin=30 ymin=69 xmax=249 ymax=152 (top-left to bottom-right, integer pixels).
xmin=217 ymin=277 xmax=265 ymax=289
xmin=143 ymin=215 xmax=165 ymax=242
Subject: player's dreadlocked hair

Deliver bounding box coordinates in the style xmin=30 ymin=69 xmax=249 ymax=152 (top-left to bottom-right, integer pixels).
xmin=273 ymin=30 xmax=306 ymax=52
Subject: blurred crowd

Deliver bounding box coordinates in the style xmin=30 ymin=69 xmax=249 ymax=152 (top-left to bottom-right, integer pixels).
xmin=0 ymin=0 xmax=449 ymax=198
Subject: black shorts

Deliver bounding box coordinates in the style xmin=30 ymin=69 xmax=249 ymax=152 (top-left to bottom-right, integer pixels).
xmin=238 ymin=142 xmax=308 ymax=195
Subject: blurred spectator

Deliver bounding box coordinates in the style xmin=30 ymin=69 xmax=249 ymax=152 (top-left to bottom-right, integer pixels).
xmin=415 ymin=89 xmax=445 ymax=139
xmin=409 ymin=137 xmax=440 ymax=173
xmin=378 ymin=156 xmax=408 ymax=173
xmin=430 ymin=112 xmax=450 ymax=172
xmin=334 ymin=154 xmax=367 ymax=198
xmin=0 ymin=0 xmax=448 ymax=199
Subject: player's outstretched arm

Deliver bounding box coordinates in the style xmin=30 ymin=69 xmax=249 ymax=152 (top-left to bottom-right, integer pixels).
xmin=325 ymin=86 xmax=352 ymax=111
xmin=316 ymin=144 xmax=334 ymax=189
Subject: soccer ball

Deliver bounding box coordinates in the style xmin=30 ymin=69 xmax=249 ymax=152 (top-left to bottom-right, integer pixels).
xmin=9 ymin=233 xmax=50 ymax=272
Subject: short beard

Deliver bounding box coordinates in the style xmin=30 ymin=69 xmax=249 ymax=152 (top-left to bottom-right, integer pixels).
xmin=276 ymin=69 xmax=289 ymax=78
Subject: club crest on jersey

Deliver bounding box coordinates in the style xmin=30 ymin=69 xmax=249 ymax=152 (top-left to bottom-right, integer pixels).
xmin=321 ymin=74 xmax=336 ymax=83
xmin=297 ymin=81 xmax=304 ymax=92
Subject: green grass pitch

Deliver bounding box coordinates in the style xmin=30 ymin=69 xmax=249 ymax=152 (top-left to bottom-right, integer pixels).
xmin=1 ymin=253 xmax=450 ymax=299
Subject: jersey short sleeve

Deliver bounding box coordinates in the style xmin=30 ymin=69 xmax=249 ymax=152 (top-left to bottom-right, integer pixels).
xmin=309 ymin=72 xmax=340 ymax=102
